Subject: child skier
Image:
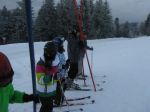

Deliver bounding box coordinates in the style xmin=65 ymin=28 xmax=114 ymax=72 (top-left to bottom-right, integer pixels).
xmin=0 ymin=52 xmax=39 ymax=112
xmin=36 ymin=42 xmax=59 ymax=112
xmin=52 ymin=37 xmax=69 ymax=105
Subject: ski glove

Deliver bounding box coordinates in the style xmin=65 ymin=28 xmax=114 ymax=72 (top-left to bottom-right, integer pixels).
xmin=89 ymin=47 xmax=93 ymax=51
xmin=23 ymin=93 xmax=39 ymax=103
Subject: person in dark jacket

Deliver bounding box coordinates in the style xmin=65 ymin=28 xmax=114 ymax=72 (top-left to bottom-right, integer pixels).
xmin=0 ymin=52 xmax=39 ymax=112
xmin=77 ymin=33 xmax=93 ymax=78
xmin=66 ymin=27 xmax=93 ymax=88
xmin=66 ymin=28 xmax=80 ymax=88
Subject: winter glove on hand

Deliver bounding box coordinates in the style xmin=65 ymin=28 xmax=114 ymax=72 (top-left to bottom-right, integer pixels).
xmin=89 ymin=47 xmax=93 ymax=51
xmin=23 ymin=94 xmax=39 ymax=103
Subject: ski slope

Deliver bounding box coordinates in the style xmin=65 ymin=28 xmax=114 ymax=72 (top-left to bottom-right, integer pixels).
xmin=1 ymin=36 xmax=150 ymax=112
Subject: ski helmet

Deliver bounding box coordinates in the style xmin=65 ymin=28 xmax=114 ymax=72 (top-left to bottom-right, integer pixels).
xmin=44 ymin=41 xmax=57 ymax=61
xmin=52 ymin=37 xmax=64 ymax=46
xmin=0 ymin=52 xmax=14 ymax=87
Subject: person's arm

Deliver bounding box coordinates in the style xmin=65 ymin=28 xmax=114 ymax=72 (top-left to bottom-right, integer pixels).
xmin=10 ymin=90 xmax=39 ymax=103
xmin=79 ymin=40 xmax=93 ymax=50
xmin=9 ymin=85 xmax=39 ymax=103
xmin=9 ymin=90 xmax=24 ymax=103
xmin=86 ymin=45 xmax=93 ymax=50
xmin=9 ymin=84 xmax=24 ymax=103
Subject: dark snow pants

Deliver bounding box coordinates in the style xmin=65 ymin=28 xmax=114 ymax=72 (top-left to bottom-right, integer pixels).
xmin=68 ymin=62 xmax=78 ymax=80
xmin=39 ymin=96 xmax=53 ymax=112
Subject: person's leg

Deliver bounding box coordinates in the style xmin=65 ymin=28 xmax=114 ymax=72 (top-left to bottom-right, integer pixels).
xmin=54 ymin=81 xmax=63 ymax=105
xmin=39 ymin=96 xmax=53 ymax=112
xmin=68 ymin=62 xmax=78 ymax=79
xmin=67 ymin=62 xmax=80 ymax=89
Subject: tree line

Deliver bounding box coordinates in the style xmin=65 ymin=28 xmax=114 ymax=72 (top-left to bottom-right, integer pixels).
xmin=0 ymin=0 xmax=150 ymax=44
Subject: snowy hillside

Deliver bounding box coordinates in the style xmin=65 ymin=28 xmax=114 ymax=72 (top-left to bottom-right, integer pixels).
xmin=1 ymin=37 xmax=150 ymax=112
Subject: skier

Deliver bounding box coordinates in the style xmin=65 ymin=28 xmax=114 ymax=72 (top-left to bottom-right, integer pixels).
xmin=0 ymin=52 xmax=39 ymax=112
xmin=77 ymin=33 xmax=93 ymax=79
xmin=66 ymin=26 xmax=81 ymax=89
xmin=36 ymin=41 xmax=60 ymax=112
xmin=52 ymin=37 xmax=69 ymax=105
xmin=66 ymin=26 xmax=93 ymax=88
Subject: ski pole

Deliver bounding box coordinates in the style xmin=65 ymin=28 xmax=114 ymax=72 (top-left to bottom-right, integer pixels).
xmin=80 ymin=0 xmax=86 ymax=86
xmin=82 ymin=51 xmax=86 ymax=86
xmin=85 ymin=51 xmax=96 ymax=92
xmin=57 ymin=78 xmax=70 ymax=111
xmin=91 ymin=49 xmax=93 ymax=71
xmin=24 ymin=0 xmax=36 ymax=112
xmin=72 ymin=0 xmax=84 ymax=41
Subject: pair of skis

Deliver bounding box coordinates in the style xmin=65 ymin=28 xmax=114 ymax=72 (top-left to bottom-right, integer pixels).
xmin=54 ymin=96 xmax=95 ymax=112
xmin=68 ymin=88 xmax=103 ymax=91
xmin=54 ymin=95 xmax=92 ymax=107
xmin=62 ymin=100 xmax=95 ymax=112
xmin=67 ymin=83 xmax=104 ymax=91
xmin=57 ymin=100 xmax=95 ymax=107
xmin=63 ymin=108 xmax=83 ymax=112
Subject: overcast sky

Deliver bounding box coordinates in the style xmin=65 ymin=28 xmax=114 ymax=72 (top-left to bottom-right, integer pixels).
xmin=0 ymin=0 xmax=150 ymax=23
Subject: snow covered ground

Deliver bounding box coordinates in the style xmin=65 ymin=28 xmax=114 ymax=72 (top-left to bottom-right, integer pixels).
xmin=1 ymin=36 xmax=150 ymax=112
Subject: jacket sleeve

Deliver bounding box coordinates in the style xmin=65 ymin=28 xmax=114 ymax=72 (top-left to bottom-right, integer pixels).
xmin=9 ymin=85 xmax=25 ymax=103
